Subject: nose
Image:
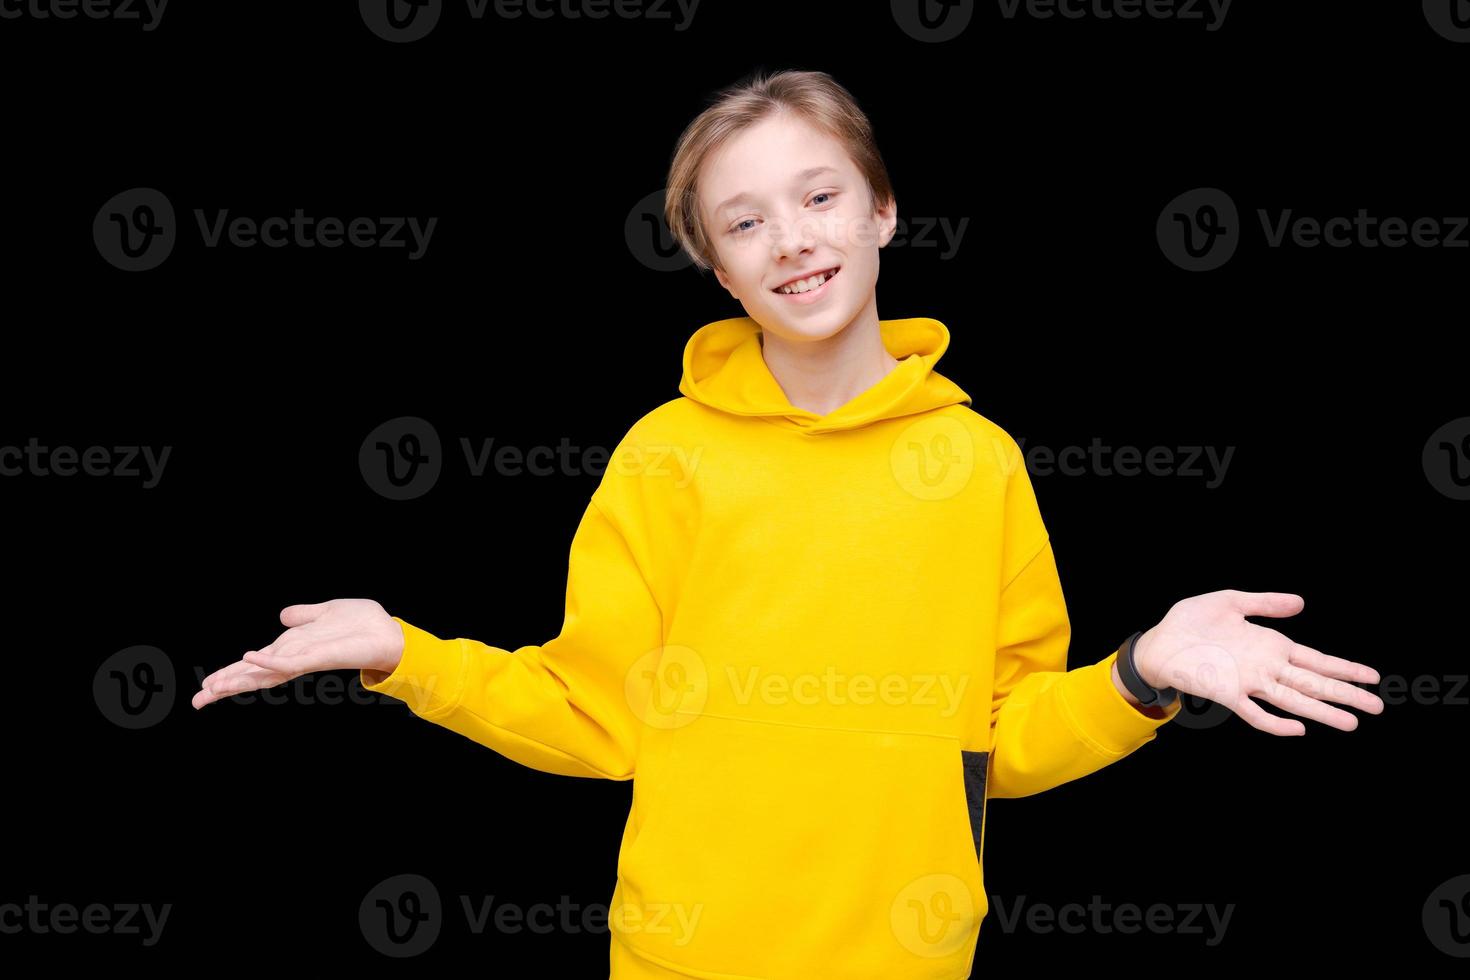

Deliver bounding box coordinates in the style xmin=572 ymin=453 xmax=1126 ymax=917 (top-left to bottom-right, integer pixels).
xmin=768 ymin=214 xmax=818 ymax=262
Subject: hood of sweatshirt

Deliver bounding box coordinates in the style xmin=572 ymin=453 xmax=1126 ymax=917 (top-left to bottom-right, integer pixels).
xmin=678 ymin=315 xmax=974 ymax=434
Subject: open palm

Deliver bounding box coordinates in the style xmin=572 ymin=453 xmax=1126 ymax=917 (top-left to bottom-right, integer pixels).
xmin=1136 ymin=590 xmax=1384 ymax=736
xmin=193 ymin=599 xmax=405 ymax=709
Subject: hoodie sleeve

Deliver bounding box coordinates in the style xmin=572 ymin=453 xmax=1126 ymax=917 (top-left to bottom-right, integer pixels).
xmin=986 ymin=441 xmax=1181 ymax=800
xmin=358 ymin=485 xmax=664 ymax=782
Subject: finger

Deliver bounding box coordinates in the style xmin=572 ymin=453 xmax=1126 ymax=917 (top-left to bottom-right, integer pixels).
xmin=281 ymin=602 xmax=331 ymax=628
xmin=1288 ymin=643 xmax=1381 ymax=686
xmin=193 ymin=680 xmax=268 ymax=710
xmin=1254 ymin=674 xmax=1359 ymax=731
xmin=193 ymin=688 xmax=229 ymax=710
xmin=1229 ymin=591 xmax=1305 ymax=618
xmin=1279 ymin=662 xmax=1384 ymax=715
xmin=1233 ymin=695 xmax=1305 ymax=736
xmin=201 ymin=648 xmax=276 ymax=690
xmin=192 ymin=664 xmax=282 ymax=708
xmin=200 ymin=658 xmax=284 ymax=694
xmin=200 ymin=663 xmax=292 ymax=700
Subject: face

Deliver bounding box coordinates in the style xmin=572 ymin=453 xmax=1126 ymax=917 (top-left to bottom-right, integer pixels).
xmin=699 ymin=111 xmax=897 ymax=344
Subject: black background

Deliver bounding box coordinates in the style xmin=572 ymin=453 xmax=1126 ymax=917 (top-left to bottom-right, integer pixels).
xmin=3 ymin=0 xmax=1466 ymax=973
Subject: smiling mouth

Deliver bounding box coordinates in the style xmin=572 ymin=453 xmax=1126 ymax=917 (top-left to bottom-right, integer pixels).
xmin=772 ymin=267 xmax=841 ymax=295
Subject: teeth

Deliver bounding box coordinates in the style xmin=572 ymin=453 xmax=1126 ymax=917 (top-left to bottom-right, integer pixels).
xmin=777 ymin=269 xmax=836 ymax=294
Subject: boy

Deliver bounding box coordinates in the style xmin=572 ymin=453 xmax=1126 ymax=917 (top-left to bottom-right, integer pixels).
xmin=194 ymin=69 xmax=1385 ymax=979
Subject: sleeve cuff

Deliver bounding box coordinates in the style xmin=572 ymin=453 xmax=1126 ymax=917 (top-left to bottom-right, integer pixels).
xmin=1056 ymin=649 xmax=1183 ymax=758
xmin=360 ymin=616 xmax=468 ymax=719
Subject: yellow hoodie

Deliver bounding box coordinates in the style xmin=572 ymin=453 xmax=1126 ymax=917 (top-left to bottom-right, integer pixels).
xmin=363 ymin=316 xmax=1182 ymax=979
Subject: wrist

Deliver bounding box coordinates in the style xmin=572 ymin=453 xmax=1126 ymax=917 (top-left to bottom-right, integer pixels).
xmin=371 ymin=618 xmax=406 ymax=677
xmin=1111 ymin=659 xmax=1143 ymax=706
xmin=1132 ymin=627 xmax=1163 ymax=689
xmin=1113 ymin=628 xmax=1177 ymax=717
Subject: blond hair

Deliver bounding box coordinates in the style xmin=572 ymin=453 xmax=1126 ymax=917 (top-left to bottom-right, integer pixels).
xmin=663 ymin=68 xmax=895 ymax=275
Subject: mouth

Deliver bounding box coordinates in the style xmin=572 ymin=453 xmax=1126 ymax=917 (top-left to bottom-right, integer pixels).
xmin=771 ymin=266 xmax=841 ymax=300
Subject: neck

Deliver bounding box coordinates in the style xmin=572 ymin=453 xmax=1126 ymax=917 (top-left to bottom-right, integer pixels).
xmin=757 ymin=299 xmax=900 ymax=416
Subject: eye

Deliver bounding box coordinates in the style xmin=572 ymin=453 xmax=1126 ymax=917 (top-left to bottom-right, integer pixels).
xmin=731 ymin=218 xmax=757 ymax=235
xmin=810 ymin=192 xmax=836 ymax=206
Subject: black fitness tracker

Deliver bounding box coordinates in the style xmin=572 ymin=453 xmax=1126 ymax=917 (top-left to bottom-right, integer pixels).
xmin=1116 ymin=630 xmax=1179 ymax=709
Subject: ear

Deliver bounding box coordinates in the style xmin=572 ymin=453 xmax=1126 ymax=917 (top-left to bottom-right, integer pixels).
xmin=874 ymin=194 xmax=899 ymax=249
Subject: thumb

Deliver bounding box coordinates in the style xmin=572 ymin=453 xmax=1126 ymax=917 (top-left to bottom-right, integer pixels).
xmin=1230 ymin=591 xmax=1304 ymax=618
xmin=281 ymin=601 xmax=332 ymax=627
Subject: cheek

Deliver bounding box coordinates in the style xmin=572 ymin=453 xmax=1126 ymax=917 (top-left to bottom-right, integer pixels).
xmin=823 ymin=208 xmax=881 ymax=251
xmin=731 ymin=258 xmax=771 ymax=298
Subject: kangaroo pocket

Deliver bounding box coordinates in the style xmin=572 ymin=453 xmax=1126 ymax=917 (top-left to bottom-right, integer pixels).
xmin=612 ymin=713 xmax=988 ymax=980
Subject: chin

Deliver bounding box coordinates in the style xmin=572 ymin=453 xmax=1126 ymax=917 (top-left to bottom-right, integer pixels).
xmin=754 ymin=302 xmax=856 ymax=343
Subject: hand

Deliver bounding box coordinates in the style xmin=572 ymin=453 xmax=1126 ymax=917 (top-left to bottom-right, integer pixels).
xmin=193 ymin=599 xmax=406 ymax=709
xmin=1133 ymin=590 xmax=1384 ymax=736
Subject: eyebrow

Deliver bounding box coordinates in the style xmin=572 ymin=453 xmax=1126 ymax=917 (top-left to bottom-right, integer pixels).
xmin=712 ymin=166 xmax=841 ymax=216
